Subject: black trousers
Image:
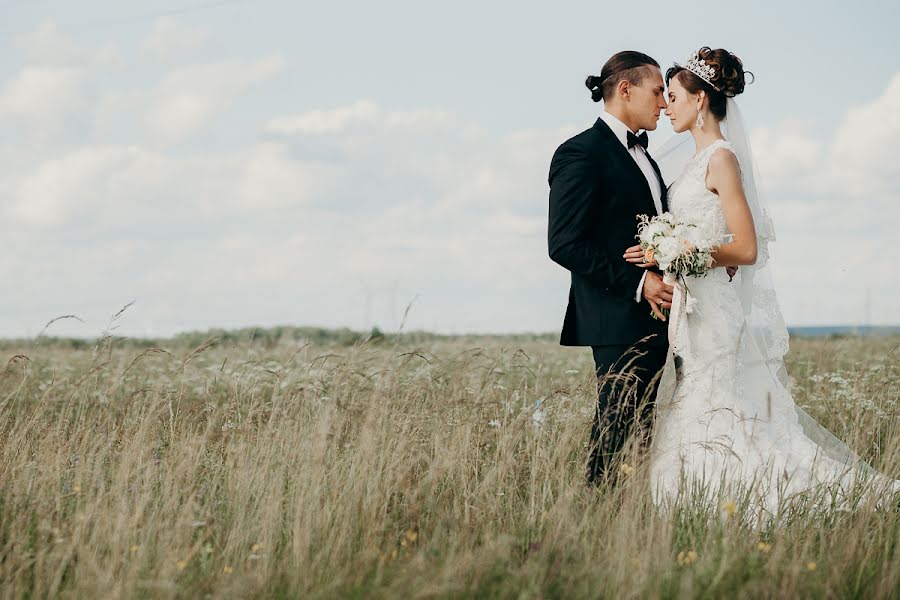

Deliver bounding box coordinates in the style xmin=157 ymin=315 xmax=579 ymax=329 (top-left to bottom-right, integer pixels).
xmin=587 ymin=340 xmax=668 ymax=486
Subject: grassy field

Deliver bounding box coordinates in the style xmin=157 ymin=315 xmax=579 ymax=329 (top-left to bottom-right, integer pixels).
xmin=0 ymin=331 xmax=897 ymax=598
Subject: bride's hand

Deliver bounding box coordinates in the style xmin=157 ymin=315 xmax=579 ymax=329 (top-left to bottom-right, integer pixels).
xmin=623 ymin=244 xmax=656 ymax=268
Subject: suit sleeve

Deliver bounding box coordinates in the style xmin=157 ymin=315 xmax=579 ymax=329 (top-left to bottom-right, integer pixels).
xmin=547 ymin=141 xmax=644 ymax=298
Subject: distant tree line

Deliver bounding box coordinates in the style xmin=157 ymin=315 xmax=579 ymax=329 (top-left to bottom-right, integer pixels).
xmin=0 ymin=326 xmax=559 ymax=349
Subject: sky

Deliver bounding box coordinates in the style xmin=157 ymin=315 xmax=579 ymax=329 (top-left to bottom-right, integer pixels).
xmin=1 ymin=0 xmax=899 ymax=338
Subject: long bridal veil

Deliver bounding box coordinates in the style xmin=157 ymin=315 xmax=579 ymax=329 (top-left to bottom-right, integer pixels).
xmin=652 ymin=97 xmax=896 ymax=504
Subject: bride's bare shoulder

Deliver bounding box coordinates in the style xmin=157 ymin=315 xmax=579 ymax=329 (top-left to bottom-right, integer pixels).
xmin=705 ymin=145 xmax=741 ymax=191
xmin=707 ymin=145 xmax=740 ymax=177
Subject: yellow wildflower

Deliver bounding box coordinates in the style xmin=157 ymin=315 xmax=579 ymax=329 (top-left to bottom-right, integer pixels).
xmin=807 ymin=562 xmax=817 ymax=571
xmin=176 ymin=559 xmax=188 ymax=571
xmin=721 ymin=500 xmax=736 ymax=516
xmin=757 ymin=542 xmax=772 ymax=553
xmin=223 ymin=565 xmax=233 ymax=575
xmin=619 ymin=462 xmax=635 ymax=476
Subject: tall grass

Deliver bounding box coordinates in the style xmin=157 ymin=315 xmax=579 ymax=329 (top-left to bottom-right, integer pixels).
xmin=0 ymin=334 xmax=897 ymax=598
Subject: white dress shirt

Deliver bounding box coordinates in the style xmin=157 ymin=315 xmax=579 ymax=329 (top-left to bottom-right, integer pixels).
xmin=598 ymin=110 xmax=663 ymax=302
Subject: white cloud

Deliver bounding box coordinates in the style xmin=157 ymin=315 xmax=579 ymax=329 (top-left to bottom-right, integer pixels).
xmin=16 ymin=21 xmax=124 ymax=68
xmin=142 ymin=17 xmax=211 ymax=60
xmin=753 ymin=74 xmax=900 ymax=199
xmin=0 ymin=94 xmax=569 ymax=336
xmin=827 ymin=72 xmax=900 ymax=197
xmin=1 ymin=141 xmax=331 ymax=231
xmin=145 ymin=56 xmax=286 ymax=144
xmin=265 ymin=99 xmax=379 ymax=135
xmin=2 ymin=15 xmax=899 ymax=336
xmin=0 ymin=66 xmax=83 ymax=131
xmin=747 ymin=75 xmax=900 ymax=325
xmin=232 ymin=142 xmax=334 ymax=210
xmin=3 ymin=145 xmax=163 ymax=228
xmin=0 ymin=22 xmax=128 ymax=138
xmin=751 ymin=121 xmax=823 ymax=190
xmin=264 ymin=100 xmax=451 ymax=136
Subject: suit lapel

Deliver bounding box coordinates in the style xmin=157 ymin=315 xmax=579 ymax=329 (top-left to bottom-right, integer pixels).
xmin=645 ymin=152 xmax=668 ymax=213
xmin=593 ymin=117 xmax=659 ymax=216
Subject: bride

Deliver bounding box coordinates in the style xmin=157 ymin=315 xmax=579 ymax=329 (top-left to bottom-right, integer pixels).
xmin=625 ymin=47 xmax=899 ymax=522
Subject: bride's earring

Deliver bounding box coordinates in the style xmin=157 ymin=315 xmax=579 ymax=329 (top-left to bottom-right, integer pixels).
xmin=696 ymin=94 xmax=705 ymax=129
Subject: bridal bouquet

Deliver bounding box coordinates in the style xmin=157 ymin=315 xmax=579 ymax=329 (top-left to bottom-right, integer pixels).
xmin=636 ymin=213 xmax=716 ymax=319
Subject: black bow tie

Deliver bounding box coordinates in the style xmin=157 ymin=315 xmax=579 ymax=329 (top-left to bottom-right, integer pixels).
xmin=627 ymin=130 xmax=648 ymax=150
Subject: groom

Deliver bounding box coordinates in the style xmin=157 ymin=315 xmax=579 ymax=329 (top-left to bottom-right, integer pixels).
xmin=547 ymin=51 xmax=674 ymax=487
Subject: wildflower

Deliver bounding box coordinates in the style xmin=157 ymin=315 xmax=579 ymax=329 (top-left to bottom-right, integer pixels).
xmin=223 ymin=565 xmax=233 ymax=575
xmin=251 ymin=543 xmax=263 ymax=552
xmin=757 ymin=542 xmax=772 ymax=553
xmin=176 ymin=559 xmax=188 ymax=570
xmin=807 ymin=561 xmax=817 ymax=571
xmin=73 ymin=485 xmax=81 ymax=494
xmin=405 ymin=529 xmax=418 ymax=544
xmin=677 ymin=550 xmax=698 ymax=565
xmin=488 ymin=419 xmax=501 ymax=428
xmin=130 ymin=545 xmax=139 ymax=554
xmin=721 ymin=500 xmax=736 ymax=516
xmin=619 ymin=462 xmax=634 ymax=476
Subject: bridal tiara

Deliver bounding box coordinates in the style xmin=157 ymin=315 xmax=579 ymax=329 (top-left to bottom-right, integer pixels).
xmin=682 ymin=51 xmax=722 ymax=92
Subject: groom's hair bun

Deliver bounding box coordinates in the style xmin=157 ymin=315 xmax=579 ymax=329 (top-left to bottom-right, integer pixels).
xmin=665 ymin=47 xmax=755 ymax=119
xmin=584 ymin=75 xmax=605 ymax=102
xmin=586 ymin=51 xmax=659 ymax=103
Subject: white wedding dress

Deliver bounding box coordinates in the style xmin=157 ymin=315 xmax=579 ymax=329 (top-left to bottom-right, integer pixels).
xmin=648 ymin=138 xmax=900 ymax=523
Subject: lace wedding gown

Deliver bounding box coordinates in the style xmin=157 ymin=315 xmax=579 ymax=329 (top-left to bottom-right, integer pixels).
xmin=648 ymin=139 xmax=899 ymax=522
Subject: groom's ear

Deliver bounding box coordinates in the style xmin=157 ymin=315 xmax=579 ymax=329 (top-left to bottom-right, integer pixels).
xmin=616 ymin=78 xmax=630 ymax=100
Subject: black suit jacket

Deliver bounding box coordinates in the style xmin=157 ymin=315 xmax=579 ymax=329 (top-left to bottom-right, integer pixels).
xmin=547 ymin=117 xmax=669 ymax=348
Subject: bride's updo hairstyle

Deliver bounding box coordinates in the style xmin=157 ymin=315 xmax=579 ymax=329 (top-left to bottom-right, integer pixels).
xmin=586 ymin=50 xmax=660 ymax=102
xmin=665 ymin=47 xmax=754 ymax=119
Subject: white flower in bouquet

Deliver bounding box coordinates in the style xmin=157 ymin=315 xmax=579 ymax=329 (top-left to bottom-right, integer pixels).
xmin=671 ymin=223 xmax=691 ymax=241
xmin=655 ymin=237 xmax=681 ymax=271
xmin=689 ymin=225 xmax=718 ymax=254
xmin=641 ymin=220 xmax=670 ymax=243
xmin=635 ymin=213 xmax=720 ymax=319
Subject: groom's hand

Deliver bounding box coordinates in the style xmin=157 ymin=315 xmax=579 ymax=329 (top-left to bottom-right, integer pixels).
xmin=643 ymin=272 xmax=674 ymax=321
xmin=623 ymin=244 xmax=655 ymax=268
